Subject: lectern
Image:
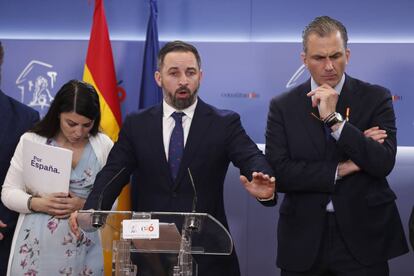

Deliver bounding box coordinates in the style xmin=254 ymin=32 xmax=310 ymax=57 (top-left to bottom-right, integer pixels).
xmin=78 ymin=210 xmax=233 ymax=276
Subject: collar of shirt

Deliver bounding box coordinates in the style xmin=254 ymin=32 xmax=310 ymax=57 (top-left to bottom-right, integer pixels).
xmin=310 ymin=74 xmax=346 ymax=95
xmin=310 ymin=75 xmax=345 ymax=213
xmin=162 ymin=98 xmax=198 ymax=160
xmin=163 ymin=98 xmax=198 ymax=120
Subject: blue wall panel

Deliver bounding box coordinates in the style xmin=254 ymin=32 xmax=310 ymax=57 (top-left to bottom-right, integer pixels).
xmin=1 ymin=0 xmax=414 ymax=275
xmin=1 ymin=40 xmax=413 ymax=275
xmin=2 ymin=0 xmax=414 ymax=41
xmin=2 ymin=40 xmax=413 ymax=145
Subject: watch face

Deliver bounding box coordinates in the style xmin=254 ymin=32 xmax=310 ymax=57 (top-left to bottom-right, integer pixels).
xmin=326 ymin=112 xmax=343 ymax=128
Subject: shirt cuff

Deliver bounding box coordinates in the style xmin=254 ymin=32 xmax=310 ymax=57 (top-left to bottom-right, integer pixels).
xmin=257 ymin=193 xmax=275 ymax=202
xmin=334 ymin=164 xmax=342 ymax=184
xmin=330 ymin=121 xmax=345 ymax=140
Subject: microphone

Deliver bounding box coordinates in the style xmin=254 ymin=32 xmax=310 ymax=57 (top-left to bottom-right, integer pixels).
xmin=186 ymin=168 xmax=199 ymax=231
xmin=91 ymin=167 xmax=127 ymax=228
xmin=173 ymin=169 xmax=198 ymax=274
xmin=187 ymin=168 xmax=197 ymax=213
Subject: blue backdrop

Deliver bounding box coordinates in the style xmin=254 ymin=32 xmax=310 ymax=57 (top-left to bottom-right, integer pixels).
xmin=2 ymin=41 xmax=413 ymax=145
xmin=1 ymin=0 xmax=413 ymax=275
xmin=1 ymin=39 xmax=413 ymax=275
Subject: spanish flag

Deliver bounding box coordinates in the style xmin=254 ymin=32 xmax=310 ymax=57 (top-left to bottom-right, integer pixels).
xmin=83 ymin=0 xmax=121 ymax=141
xmin=83 ymin=0 xmax=130 ymax=274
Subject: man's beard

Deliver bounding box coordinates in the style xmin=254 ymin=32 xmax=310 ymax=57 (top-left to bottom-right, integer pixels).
xmin=166 ymin=86 xmax=198 ymax=110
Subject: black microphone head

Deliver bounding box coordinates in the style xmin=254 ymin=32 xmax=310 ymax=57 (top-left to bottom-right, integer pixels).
xmin=187 ymin=217 xmax=200 ymax=232
xmin=91 ymin=213 xmax=107 ymax=228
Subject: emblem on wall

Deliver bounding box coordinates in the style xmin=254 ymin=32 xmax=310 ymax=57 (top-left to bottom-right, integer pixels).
xmin=15 ymin=60 xmax=57 ymax=111
xmin=286 ymin=64 xmax=307 ymax=89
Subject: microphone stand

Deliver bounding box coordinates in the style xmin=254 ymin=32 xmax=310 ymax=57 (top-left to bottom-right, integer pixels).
xmin=173 ymin=168 xmax=200 ymax=276
xmin=87 ymin=167 xmax=137 ymax=275
xmin=91 ymin=167 xmax=126 ymax=228
xmin=173 ymin=225 xmax=194 ymax=276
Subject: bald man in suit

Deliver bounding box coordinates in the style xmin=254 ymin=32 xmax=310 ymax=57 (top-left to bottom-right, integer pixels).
xmin=266 ymin=16 xmax=408 ymax=276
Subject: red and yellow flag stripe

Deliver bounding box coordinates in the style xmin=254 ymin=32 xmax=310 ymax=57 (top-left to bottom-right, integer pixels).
xmin=83 ymin=1 xmax=130 ymax=274
xmin=83 ymin=0 xmax=121 ymax=141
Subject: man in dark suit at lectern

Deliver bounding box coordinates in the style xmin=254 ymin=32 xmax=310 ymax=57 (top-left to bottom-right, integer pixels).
xmin=0 ymin=41 xmax=39 ymax=276
xmin=266 ymin=16 xmax=408 ymax=275
xmin=73 ymin=40 xmax=276 ymax=276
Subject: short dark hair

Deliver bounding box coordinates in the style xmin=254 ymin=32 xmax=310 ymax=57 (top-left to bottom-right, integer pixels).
xmin=31 ymin=79 xmax=101 ymax=138
xmin=158 ymin=40 xmax=201 ymax=70
xmin=302 ymin=16 xmax=348 ymax=52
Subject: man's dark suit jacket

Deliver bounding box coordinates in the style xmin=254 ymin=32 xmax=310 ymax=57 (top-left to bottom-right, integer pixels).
xmin=84 ymin=98 xmax=273 ymax=276
xmin=0 ymin=90 xmax=39 ymax=276
xmin=266 ymin=75 xmax=408 ymax=272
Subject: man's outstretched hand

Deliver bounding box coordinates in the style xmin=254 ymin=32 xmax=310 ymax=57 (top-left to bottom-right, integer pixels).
xmin=240 ymin=172 xmax=276 ymax=200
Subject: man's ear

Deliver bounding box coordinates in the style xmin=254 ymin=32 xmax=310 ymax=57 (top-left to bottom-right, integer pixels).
xmin=345 ymin=48 xmax=350 ymax=65
xmin=301 ymin=52 xmax=307 ymax=68
xmin=154 ymin=71 xmax=162 ymax=87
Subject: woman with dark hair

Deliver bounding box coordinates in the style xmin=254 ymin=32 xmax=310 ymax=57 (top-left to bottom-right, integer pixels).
xmin=1 ymin=79 xmax=113 ymax=275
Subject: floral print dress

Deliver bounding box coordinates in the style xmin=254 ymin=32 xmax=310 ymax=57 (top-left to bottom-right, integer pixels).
xmin=9 ymin=141 xmax=104 ymax=276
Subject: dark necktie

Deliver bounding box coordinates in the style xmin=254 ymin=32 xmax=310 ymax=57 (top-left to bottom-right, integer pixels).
xmin=168 ymin=112 xmax=185 ymax=180
xmin=324 ymin=125 xmax=332 ymax=141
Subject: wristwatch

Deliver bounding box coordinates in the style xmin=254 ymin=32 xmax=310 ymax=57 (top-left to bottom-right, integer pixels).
xmin=325 ymin=112 xmax=344 ymax=128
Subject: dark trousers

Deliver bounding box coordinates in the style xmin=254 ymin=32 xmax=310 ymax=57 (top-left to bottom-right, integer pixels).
xmin=0 ymin=234 xmax=13 ymax=276
xmin=281 ymin=213 xmax=389 ymax=276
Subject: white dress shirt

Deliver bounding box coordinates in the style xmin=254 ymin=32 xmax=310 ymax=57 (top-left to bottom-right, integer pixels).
xmin=162 ymin=98 xmax=198 ymax=161
xmin=311 ymin=74 xmax=346 ymax=212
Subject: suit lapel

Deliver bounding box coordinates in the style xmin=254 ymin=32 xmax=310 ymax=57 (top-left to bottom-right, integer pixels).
xmin=173 ymin=99 xmax=213 ymax=188
xmin=148 ymin=105 xmax=175 ymax=188
xmin=297 ymin=81 xmax=327 ymax=156
xmin=336 ymin=75 xmax=362 ymax=126
xmin=326 ymin=75 xmax=362 ymax=162
xmin=0 ymin=91 xmax=13 ymax=146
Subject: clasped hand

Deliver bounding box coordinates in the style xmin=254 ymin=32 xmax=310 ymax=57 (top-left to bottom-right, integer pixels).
xmin=307 ymin=84 xmax=338 ymax=119
xmin=338 ymin=126 xmax=388 ymax=177
xmin=31 ymin=192 xmax=85 ymax=219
